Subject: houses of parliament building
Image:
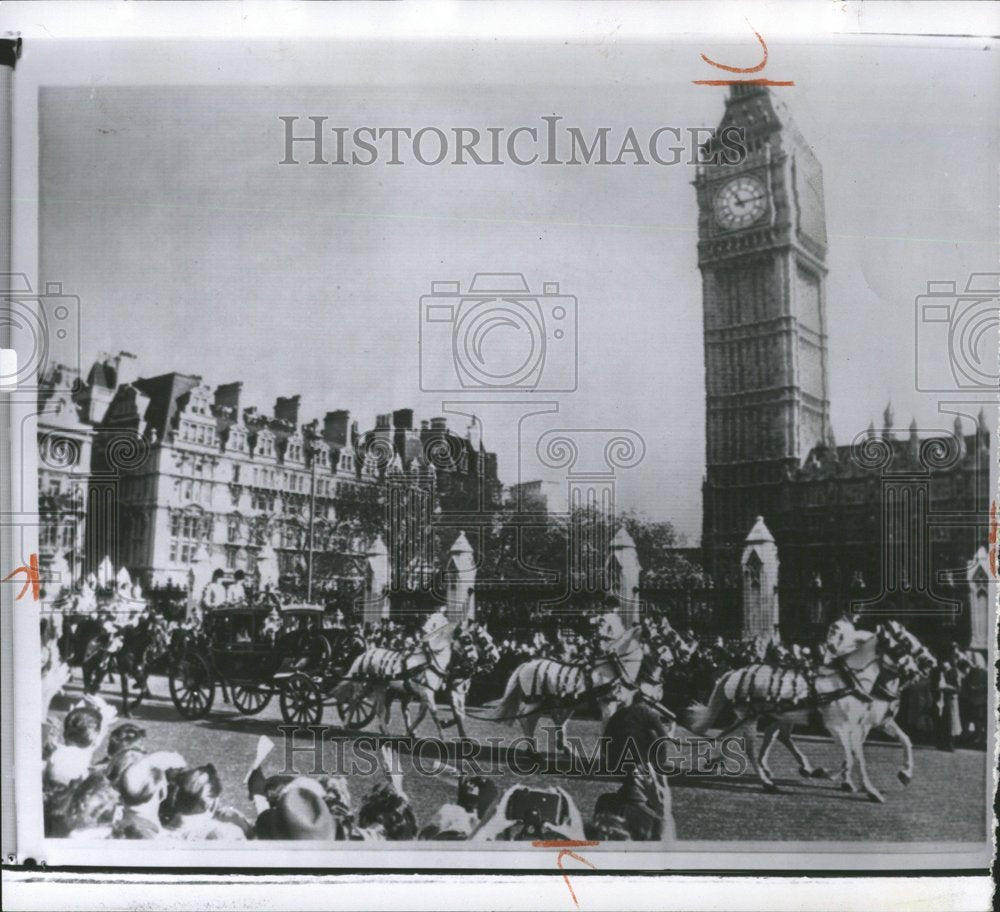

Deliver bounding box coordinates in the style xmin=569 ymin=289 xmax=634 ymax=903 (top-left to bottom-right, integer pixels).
xmin=695 ymin=85 xmax=992 ymax=648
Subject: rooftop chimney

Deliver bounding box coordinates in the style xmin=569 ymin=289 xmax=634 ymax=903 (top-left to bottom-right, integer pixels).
xmin=114 ymin=351 xmax=138 ymax=388
xmin=275 ymin=395 xmax=301 ymax=426
xmin=323 ymin=410 xmax=350 ymax=447
xmin=214 ymin=382 xmax=242 ymax=414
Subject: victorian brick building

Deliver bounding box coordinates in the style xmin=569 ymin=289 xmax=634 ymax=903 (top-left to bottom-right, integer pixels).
xmin=36 ymin=358 xmax=502 ymax=603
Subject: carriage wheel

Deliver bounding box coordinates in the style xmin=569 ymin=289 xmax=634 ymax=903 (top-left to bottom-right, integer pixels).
xmin=298 ymin=632 xmax=333 ymax=673
xmin=279 ymin=673 xmax=324 ymax=726
xmin=231 ymin=684 xmax=272 ymax=716
xmin=336 ymin=683 xmax=378 ymax=731
xmin=168 ymin=650 xmax=215 ymax=720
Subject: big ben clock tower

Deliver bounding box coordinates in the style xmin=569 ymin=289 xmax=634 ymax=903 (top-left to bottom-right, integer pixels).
xmin=697 ymin=85 xmax=832 ymax=581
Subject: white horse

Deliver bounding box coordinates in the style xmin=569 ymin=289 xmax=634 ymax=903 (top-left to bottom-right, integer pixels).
xmin=493 ymin=613 xmax=645 ymax=754
xmin=757 ymin=621 xmax=937 ymax=789
xmin=335 ymin=610 xmax=456 ymax=738
xmin=406 ymin=621 xmax=500 ymax=739
xmin=688 ymin=619 xmax=927 ymax=803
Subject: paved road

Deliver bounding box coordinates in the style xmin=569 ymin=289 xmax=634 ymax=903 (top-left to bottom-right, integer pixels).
xmin=50 ymin=673 xmax=988 ymax=843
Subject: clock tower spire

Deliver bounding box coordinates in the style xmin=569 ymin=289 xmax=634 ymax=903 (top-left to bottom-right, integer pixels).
xmin=697 ymin=85 xmax=831 ymax=579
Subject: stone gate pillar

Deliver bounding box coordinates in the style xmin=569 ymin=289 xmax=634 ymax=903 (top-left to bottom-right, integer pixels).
xmin=445 ymin=531 xmax=476 ymax=623
xmin=741 ymin=516 xmax=780 ymax=639
xmin=363 ymin=534 xmax=389 ymax=625
xmin=607 ymin=526 xmax=642 ymax=625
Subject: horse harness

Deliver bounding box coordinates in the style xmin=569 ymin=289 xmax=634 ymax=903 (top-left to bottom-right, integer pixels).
xmin=527 ymin=649 xmax=638 ymax=710
xmin=358 ymin=642 xmax=450 ymax=694
xmin=733 ymin=656 xmax=883 ymax=713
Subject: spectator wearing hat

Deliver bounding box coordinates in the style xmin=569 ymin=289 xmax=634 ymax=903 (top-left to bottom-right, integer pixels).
xmin=255 ymin=778 xmax=337 ymax=840
xmin=162 ymin=765 xmax=248 ymax=840
xmin=587 ymin=769 xmax=672 ymax=841
xmin=590 ymin=699 xmax=676 ymax=841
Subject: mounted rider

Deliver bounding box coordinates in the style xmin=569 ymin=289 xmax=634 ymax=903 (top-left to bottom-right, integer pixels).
xmin=825 ymin=614 xmax=874 ymax=703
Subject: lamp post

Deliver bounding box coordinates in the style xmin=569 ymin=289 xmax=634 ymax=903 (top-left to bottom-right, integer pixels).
xmin=305 ymin=423 xmax=318 ymax=603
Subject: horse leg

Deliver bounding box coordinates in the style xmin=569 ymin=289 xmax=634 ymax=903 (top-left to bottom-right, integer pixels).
xmin=833 ymin=726 xmax=857 ymax=793
xmin=371 ymin=687 xmax=391 ymax=735
xmin=449 ymin=690 xmax=467 ymax=741
xmin=119 ymin=662 xmax=132 ymax=718
xmin=742 ymin=718 xmax=778 ymax=793
xmin=427 ymin=697 xmax=446 ymax=741
xmin=556 ymin=713 xmax=570 ymax=757
xmin=399 ymin=694 xmax=417 ymax=738
xmin=83 ymin=657 xmax=101 ymax=695
xmin=758 ymin=720 xmax=779 ymax=782
xmin=774 ymin=721 xmax=826 ymax=779
xmin=518 ymin=708 xmax=543 ymax=755
xmin=849 ymin=728 xmax=884 ymax=803
xmin=880 ymin=717 xmax=914 ymax=785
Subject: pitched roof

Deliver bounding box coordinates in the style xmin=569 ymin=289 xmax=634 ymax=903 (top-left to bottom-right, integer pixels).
xmin=133 ymin=372 xmax=202 ymax=437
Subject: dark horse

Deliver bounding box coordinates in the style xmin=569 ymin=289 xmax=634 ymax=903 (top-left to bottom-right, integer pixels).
xmin=77 ymin=613 xmax=171 ymax=717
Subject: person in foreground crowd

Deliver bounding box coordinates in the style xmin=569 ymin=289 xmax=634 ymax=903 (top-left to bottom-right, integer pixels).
xmin=161 ymin=764 xmax=252 ymax=839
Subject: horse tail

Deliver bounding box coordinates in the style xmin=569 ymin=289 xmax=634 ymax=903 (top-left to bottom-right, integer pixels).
xmin=687 ymin=673 xmax=732 ymax=734
xmin=492 ymin=666 xmax=526 ymax=724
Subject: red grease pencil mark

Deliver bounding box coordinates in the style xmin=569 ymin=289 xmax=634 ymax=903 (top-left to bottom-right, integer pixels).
xmin=694 ymin=23 xmax=795 ymax=87
xmin=692 ymin=78 xmax=796 ymax=87
xmin=700 ymin=28 xmax=769 ymax=73
xmin=533 ymin=840 xmax=600 ymax=848
xmin=2 ymin=552 xmax=40 ymax=601
xmin=533 ymin=840 xmax=599 ymax=909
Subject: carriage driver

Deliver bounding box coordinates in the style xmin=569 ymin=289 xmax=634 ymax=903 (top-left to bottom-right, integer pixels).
xmin=226 ymin=569 xmax=248 ymax=606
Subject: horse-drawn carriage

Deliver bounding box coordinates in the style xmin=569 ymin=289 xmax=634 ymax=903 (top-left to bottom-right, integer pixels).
xmin=167 ymin=603 xmax=377 ymax=728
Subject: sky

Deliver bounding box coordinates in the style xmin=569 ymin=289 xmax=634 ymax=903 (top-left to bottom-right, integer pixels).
xmin=28 ymin=37 xmax=1000 ymax=543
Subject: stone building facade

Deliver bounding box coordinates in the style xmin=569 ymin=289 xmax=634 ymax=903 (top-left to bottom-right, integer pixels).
xmin=36 ymin=358 xmax=501 ymax=602
xmin=697 ymin=85 xmax=992 ymax=646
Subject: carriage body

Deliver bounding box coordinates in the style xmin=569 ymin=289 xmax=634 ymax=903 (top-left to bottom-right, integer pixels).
xmin=168 ymin=603 xmax=369 ymax=724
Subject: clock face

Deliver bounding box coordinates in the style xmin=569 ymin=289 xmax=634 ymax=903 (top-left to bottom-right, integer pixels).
xmin=714 ymin=175 xmax=768 ymax=230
